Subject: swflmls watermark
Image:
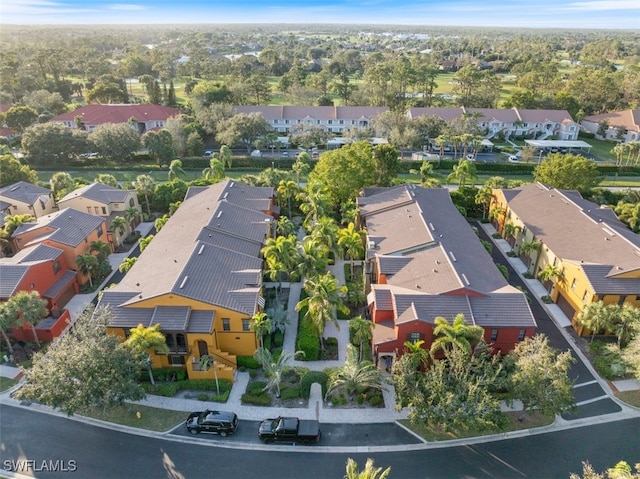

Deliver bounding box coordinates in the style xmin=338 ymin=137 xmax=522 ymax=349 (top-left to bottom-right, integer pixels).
xmin=3 ymin=459 xmax=78 ymax=473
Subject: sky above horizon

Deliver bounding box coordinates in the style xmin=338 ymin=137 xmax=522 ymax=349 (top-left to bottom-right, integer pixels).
xmin=1 ymin=0 xmax=639 ymax=29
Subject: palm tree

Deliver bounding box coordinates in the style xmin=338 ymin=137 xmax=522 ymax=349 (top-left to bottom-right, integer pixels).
xmin=311 ymin=216 xmax=339 ymax=255
xmin=110 ymin=216 xmax=127 ymax=247
xmin=76 ymin=253 xmax=99 ymax=288
xmin=261 ymin=235 xmax=298 ymax=296
xmin=90 ymin=240 xmax=111 ymax=262
xmin=475 ymin=186 xmax=492 ymax=220
xmin=611 ymin=304 xmax=640 ymax=348
xmin=345 ymin=458 xmax=391 ymax=479
xmin=250 ymin=312 xmax=272 ymax=349
xmin=502 ymin=222 xmax=520 ymax=245
xmin=488 ymin=205 xmax=506 ymax=232
xmin=537 ymin=264 xmax=562 ymax=292
xmin=325 ymin=344 xmax=386 ymax=400
xmin=292 ymin=155 xmax=311 ymax=185
xmin=296 ymin=272 xmax=349 ymax=342
xmin=0 ymin=303 xmax=18 ymax=355
xmin=295 ymin=237 xmax=328 ymax=280
xmin=202 ymin=158 xmax=225 ymax=182
xmin=350 ymin=316 xmax=374 ymax=362
xmin=219 ymin=145 xmax=233 ymax=169
xmin=139 ymin=234 xmax=154 ymax=252
xmin=3 ymin=214 xmax=35 ymax=237
xmin=403 ymin=339 xmax=430 ymax=371
xmin=519 ymin=240 xmax=542 ymax=269
xmin=446 ymin=159 xmax=477 ymax=188
xmin=298 ymin=183 xmax=331 ymax=230
xmin=337 ymin=222 xmax=365 ymax=277
xmin=4 ymin=291 xmax=48 ymax=348
xmin=276 ymin=216 xmax=297 ymax=237
xmin=124 ymin=323 xmax=169 ymax=385
xmin=576 ymin=301 xmax=617 ymax=341
xmin=124 ymin=207 xmax=140 ymax=227
xmin=198 ymin=354 xmax=220 ymax=395
xmin=118 ymin=257 xmax=137 ymax=273
xmin=277 ymin=180 xmax=300 ymax=218
xmin=253 ymin=347 xmax=301 ymax=398
xmin=49 ymin=172 xmax=75 ymax=200
xmin=133 ymin=174 xmax=154 ymax=217
xmin=409 ymin=160 xmax=440 ymax=187
xmin=168 ymin=159 xmax=186 ymax=180
xmin=430 ymin=314 xmax=484 ymax=358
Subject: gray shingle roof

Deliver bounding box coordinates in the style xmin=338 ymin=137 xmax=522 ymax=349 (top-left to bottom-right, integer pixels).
xmin=0 ymin=181 xmax=51 ymax=205
xmin=103 ymin=180 xmax=273 ymax=319
xmin=43 ymin=270 xmax=77 ymax=299
xmin=59 ymin=182 xmax=132 ymax=204
xmin=10 ymin=243 xmax=63 ymax=263
xmin=187 ymin=310 xmax=214 ymax=334
xmin=13 ymin=208 xmax=105 ymax=248
xmin=581 ymin=264 xmax=640 ymax=295
xmin=0 ymin=264 xmax=28 ymax=298
xmin=150 ymin=306 xmax=190 ymax=331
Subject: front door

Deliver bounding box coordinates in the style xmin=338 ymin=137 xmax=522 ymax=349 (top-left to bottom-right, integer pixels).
xmin=197 ymin=340 xmax=209 ymax=357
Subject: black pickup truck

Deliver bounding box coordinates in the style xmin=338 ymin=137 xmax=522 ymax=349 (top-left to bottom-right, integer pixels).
xmin=258 ymin=416 xmax=321 ymax=444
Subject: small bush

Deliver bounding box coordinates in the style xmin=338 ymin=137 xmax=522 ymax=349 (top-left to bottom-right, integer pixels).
xmin=369 ymin=393 xmax=384 ymax=407
xmin=197 ymin=393 xmax=209 ymax=401
xmin=273 ymin=330 xmax=284 ymax=347
xmin=297 ymin=319 xmax=320 ymax=360
xmin=249 ymin=369 xmax=258 ymax=379
xmin=237 ymin=356 xmax=261 ymax=369
xmin=279 ymin=386 xmax=301 ymax=400
xmin=506 ymin=251 xmax=517 ymax=257
xmin=241 ymin=392 xmax=272 ymax=406
xmin=357 ymin=394 xmax=365 ymax=405
xmin=247 ymin=381 xmax=268 ymax=393
xmin=541 ymin=295 xmax=553 ymax=304
xmin=263 ymin=334 xmax=272 ymax=350
xmin=141 ymin=382 xmax=180 ymax=397
xmin=523 ymin=272 xmax=534 ymax=279
xmin=300 ymin=371 xmax=329 ymax=398
xmin=492 ymin=233 xmax=502 ymax=239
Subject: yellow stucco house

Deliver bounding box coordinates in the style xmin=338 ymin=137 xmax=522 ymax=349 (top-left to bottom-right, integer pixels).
xmin=491 ymin=182 xmax=640 ymax=336
xmin=97 ymin=179 xmax=276 ymax=383
xmin=57 ymin=182 xmax=142 ymax=250
xmin=0 ymin=181 xmax=57 ymax=219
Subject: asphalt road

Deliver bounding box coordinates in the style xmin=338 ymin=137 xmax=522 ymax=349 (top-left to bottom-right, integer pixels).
xmin=1 ymin=404 xmax=638 ymax=479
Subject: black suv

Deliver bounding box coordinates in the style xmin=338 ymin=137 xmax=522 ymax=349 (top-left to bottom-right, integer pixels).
xmin=185 ymin=410 xmax=238 ymax=436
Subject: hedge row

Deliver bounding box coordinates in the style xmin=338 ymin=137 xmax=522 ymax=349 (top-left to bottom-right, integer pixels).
xmin=141 ymin=378 xmax=233 ymax=399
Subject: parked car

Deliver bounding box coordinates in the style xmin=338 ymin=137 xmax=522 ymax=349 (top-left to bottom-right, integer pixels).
xmin=282 ymin=151 xmax=289 ymax=157
xmin=250 ymin=150 xmax=262 ymax=157
xmin=507 ymin=155 xmax=519 ymax=163
xmin=185 ymin=410 xmax=238 ymax=436
xmin=466 ymin=154 xmax=476 ymax=161
xmin=258 ymin=416 xmax=321 ymax=444
xmin=203 ymin=150 xmax=214 ymax=158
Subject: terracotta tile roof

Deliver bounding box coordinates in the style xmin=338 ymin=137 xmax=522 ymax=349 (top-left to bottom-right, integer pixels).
xmin=582 ymin=109 xmax=640 ymax=133
xmin=52 ymin=104 xmax=181 ymax=126
xmin=406 ymin=107 xmax=465 ymax=122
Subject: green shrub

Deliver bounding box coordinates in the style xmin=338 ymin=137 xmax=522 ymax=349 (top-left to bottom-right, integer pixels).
xmin=141 ymin=382 xmax=180 ymax=397
xmin=197 ymin=393 xmax=209 ymax=401
xmin=296 ymin=318 xmax=320 ymax=360
xmin=209 ymin=390 xmax=231 ymax=403
xmin=247 ymin=381 xmax=268 ymax=393
xmin=263 ymin=334 xmax=272 ymax=351
xmin=249 ymin=369 xmax=258 ymax=379
xmin=369 ymin=393 xmax=384 ymax=407
xmin=279 ymin=386 xmax=301 ymax=400
xmin=300 ymin=371 xmax=329 ymax=398
xmin=237 ymin=356 xmax=261 ymax=369
xmin=357 ymin=394 xmax=365 ymax=405
xmin=241 ymin=392 xmax=272 ymax=406
xmin=273 ymin=330 xmax=284 ymax=347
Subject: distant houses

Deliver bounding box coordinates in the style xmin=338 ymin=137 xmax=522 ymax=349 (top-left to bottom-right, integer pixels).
xmin=581 ymin=108 xmax=640 ymax=144
xmin=0 ymin=181 xmax=57 ymax=219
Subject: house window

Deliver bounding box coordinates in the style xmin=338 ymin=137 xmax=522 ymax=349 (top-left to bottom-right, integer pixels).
xmin=101 ymin=207 xmax=107 ymax=215
xmin=571 ymin=279 xmax=577 ymax=290
xmin=618 ymin=296 xmax=626 ymax=306
xmin=222 ymin=318 xmax=230 ymax=331
xmin=129 ymin=198 xmax=135 ymax=207
xmin=408 ymin=332 xmax=423 ymax=343
xmin=273 ymin=120 xmax=279 ymax=124
xmin=96 ymin=225 xmax=103 ymax=237
xmin=94 ymin=206 xmax=100 ymax=214
xmin=518 ymin=329 xmax=526 ymax=341
xmin=53 ymin=260 xmax=61 ymax=275
xmin=169 ymin=355 xmax=185 ymax=365
xmin=490 ymin=329 xmax=499 ymax=341
xmin=87 ymin=207 xmax=92 ymax=214
xmin=583 ymin=291 xmax=589 ymax=302
xmin=166 ymin=333 xmax=187 ymax=353
xmin=242 ymin=319 xmax=251 ymax=332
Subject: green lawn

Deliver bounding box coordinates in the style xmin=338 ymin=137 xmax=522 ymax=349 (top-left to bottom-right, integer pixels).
xmin=0 ymin=376 xmax=18 ymax=392
xmin=79 ymin=403 xmax=187 ymax=432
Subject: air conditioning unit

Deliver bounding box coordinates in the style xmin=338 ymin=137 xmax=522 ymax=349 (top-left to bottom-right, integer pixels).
xmin=367 ymin=240 xmax=376 ymax=250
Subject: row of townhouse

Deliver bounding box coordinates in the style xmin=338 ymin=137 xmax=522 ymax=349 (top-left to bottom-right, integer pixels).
xmin=358 ymin=184 xmax=537 ymax=370
xmin=96 ymin=179 xmax=277 ymax=383
xmin=0 ymin=181 xmax=142 ymax=255
xmin=0 ymin=181 xmax=142 ymax=344
xmin=490 ymin=182 xmax=640 ymax=335
xmin=234 ymin=105 xmax=580 ymax=141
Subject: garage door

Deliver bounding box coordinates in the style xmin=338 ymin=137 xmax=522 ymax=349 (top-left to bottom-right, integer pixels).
xmin=556 ymin=293 xmax=577 ymax=321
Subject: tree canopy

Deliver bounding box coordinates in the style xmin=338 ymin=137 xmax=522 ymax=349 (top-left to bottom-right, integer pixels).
xmin=533 ymin=153 xmax=601 ymax=192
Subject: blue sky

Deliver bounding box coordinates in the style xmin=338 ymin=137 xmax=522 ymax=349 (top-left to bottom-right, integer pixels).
xmin=1 ymin=0 xmax=639 ymax=29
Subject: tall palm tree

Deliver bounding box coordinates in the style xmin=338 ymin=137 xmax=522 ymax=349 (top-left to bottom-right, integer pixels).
xmin=311 ymin=216 xmax=339 ymax=255
xmin=277 ymin=180 xmax=300 ymax=218
xmin=198 ymin=354 xmax=220 ymax=395
xmin=611 ymin=304 xmax=640 ymax=348
xmin=253 ymin=347 xmax=300 ymax=398
xmin=110 ymin=216 xmax=127 ymax=248
xmin=261 ymin=235 xmax=298 ymax=296
xmin=403 ymin=339 xmax=430 ymax=371
xmin=49 ymin=172 xmax=76 ymax=200
xmin=576 ymin=301 xmax=617 ymax=342
xmin=154 ymin=214 xmax=169 ymax=232
xmin=76 ymin=253 xmax=99 ymax=288
xmin=90 ymin=240 xmax=111 ymax=262
xmin=430 ymin=314 xmax=484 ymax=358
xmin=124 ymin=323 xmax=168 ymax=385
xmin=168 ymin=159 xmax=186 ymax=180
xmin=276 ymin=216 xmax=297 ymax=237
xmin=345 ymin=458 xmax=391 ymax=479
xmin=124 ymin=207 xmax=140 ymax=227
xmin=219 ymin=145 xmax=233 ymax=169
xmin=337 ymin=222 xmax=365 ymax=277
xmin=0 ymin=303 xmax=18 ymax=355
xmin=488 ymin=205 xmax=506 ymax=232
xmin=295 ymin=237 xmax=328 ymax=280
xmin=3 ymin=214 xmax=35 ymax=237
xmin=350 ymin=316 xmax=374 ymax=362
xmin=202 ymin=158 xmax=225 ymax=182
xmin=138 ymin=234 xmax=154 ymax=252
xmin=296 ymin=272 xmax=348 ymax=342
xmin=133 ymin=174 xmax=154 ymax=217
xmin=250 ymin=312 xmax=272 ymax=349
xmin=298 ymin=183 xmax=331 ymax=230
xmin=446 ymin=158 xmax=477 ymax=188
xmin=4 ymin=291 xmax=48 ymax=348
xmin=519 ymin=240 xmax=542 ymax=269
xmin=325 ymin=344 xmax=386 ymax=400
xmin=537 ymin=264 xmax=562 ymax=292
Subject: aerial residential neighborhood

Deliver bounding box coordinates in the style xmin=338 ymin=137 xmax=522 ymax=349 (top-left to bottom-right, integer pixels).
xmin=0 ymin=19 xmax=639 ymax=479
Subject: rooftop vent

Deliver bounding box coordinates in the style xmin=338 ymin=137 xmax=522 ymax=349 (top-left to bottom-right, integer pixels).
xmin=449 ymin=251 xmax=457 ymax=262
xmin=198 ymin=244 xmax=205 ymax=255
xmin=179 ymin=275 xmax=188 ymax=289
xmin=462 ymin=273 xmax=470 ymax=285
